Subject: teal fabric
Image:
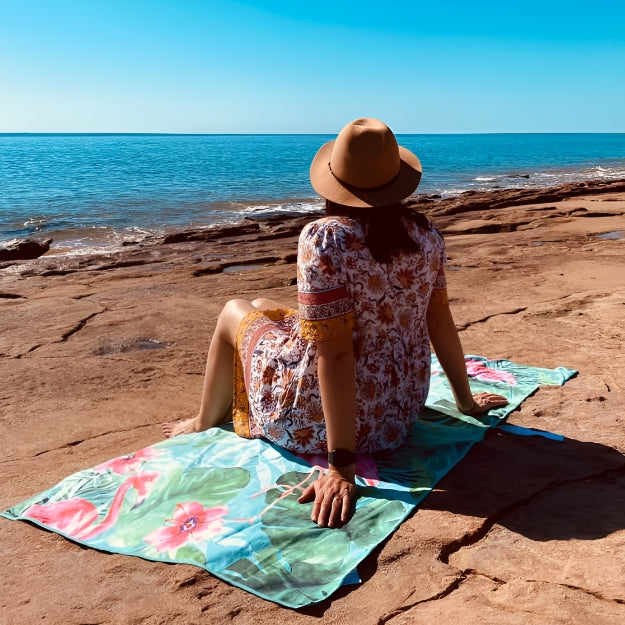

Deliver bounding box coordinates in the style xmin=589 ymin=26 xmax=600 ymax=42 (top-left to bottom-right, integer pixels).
xmin=2 ymin=356 xmax=575 ymax=608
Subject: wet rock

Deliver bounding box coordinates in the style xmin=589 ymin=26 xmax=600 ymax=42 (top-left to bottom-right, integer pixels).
xmin=418 ymin=179 xmax=625 ymax=217
xmin=160 ymin=223 xmax=260 ymax=244
xmin=0 ymin=238 xmax=52 ymax=260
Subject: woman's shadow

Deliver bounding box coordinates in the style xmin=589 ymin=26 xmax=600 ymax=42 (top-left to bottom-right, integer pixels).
xmin=298 ymin=426 xmax=625 ymax=615
xmin=419 ymin=427 xmax=625 ymax=543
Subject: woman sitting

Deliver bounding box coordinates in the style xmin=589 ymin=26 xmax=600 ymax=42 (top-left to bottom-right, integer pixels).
xmin=163 ymin=118 xmax=507 ymax=528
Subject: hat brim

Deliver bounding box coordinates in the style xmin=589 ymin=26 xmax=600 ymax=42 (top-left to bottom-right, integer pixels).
xmin=309 ymin=140 xmax=422 ymax=208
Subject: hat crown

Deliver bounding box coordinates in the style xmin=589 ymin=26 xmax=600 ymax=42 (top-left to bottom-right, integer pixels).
xmin=309 ymin=117 xmax=421 ymax=208
xmin=330 ymin=118 xmax=401 ymax=190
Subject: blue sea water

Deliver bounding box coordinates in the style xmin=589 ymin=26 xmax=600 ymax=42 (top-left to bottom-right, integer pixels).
xmin=1 ymin=133 xmax=624 ymax=252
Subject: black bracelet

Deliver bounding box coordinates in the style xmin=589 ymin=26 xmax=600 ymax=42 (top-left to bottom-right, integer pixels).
xmin=328 ymin=448 xmax=356 ymax=467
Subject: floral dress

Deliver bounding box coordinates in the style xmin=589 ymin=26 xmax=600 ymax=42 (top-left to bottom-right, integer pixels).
xmin=233 ymin=215 xmax=447 ymax=454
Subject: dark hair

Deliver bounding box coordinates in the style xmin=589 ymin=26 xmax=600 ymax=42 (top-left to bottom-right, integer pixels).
xmin=325 ymin=199 xmax=431 ymax=263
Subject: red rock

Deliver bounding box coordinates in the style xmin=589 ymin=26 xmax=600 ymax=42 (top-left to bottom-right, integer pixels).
xmin=1 ymin=181 xmax=625 ymax=623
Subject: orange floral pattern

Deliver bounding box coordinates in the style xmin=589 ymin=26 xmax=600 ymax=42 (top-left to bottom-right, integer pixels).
xmin=234 ymin=215 xmax=446 ymax=454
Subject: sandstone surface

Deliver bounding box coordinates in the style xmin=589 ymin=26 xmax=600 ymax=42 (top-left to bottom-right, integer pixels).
xmin=1 ymin=180 xmax=624 ymax=624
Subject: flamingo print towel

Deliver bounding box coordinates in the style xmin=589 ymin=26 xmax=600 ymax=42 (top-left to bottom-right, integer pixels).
xmin=2 ymin=356 xmax=575 ymax=608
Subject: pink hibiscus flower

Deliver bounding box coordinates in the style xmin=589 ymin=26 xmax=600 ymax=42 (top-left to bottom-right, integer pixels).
xmin=144 ymin=502 xmax=229 ymax=553
xmin=465 ymin=360 xmax=517 ymax=385
xmin=95 ymin=447 xmax=161 ymax=474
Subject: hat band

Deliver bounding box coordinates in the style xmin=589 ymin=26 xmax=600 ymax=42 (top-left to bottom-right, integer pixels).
xmin=328 ymin=161 xmax=401 ymax=194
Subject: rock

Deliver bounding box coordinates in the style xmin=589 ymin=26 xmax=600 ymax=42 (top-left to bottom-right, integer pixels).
xmin=160 ymin=223 xmax=260 ymax=244
xmin=1 ymin=181 xmax=625 ymax=624
xmin=0 ymin=238 xmax=52 ymax=260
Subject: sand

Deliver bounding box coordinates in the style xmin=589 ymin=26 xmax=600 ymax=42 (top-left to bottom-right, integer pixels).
xmin=1 ymin=180 xmax=624 ymax=624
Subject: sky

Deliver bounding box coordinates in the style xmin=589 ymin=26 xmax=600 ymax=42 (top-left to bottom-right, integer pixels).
xmin=1 ymin=0 xmax=624 ymax=134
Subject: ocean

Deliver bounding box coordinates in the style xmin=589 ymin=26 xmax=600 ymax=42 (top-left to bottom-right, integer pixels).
xmin=1 ymin=133 xmax=624 ymax=253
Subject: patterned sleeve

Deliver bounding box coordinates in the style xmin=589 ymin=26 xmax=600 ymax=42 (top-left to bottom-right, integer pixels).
xmin=297 ymin=220 xmax=355 ymax=341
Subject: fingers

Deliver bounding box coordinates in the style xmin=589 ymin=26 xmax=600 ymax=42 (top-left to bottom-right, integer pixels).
xmin=340 ymin=492 xmax=355 ymax=524
xmin=317 ymin=493 xmax=350 ymax=528
xmin=312 ymin=493 xmax=339 ymax=528
xmin=474 ymin=392 xmax=509 ymax=408
xmin=462 ymin=393 xmax=509 ymax=415
xmin=297 ymin=482 xmax=315 ymax=504
xmin=298 ymin=475 xmax=356 ymax=528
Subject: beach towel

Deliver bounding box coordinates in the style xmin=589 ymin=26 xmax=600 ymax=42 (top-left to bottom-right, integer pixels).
xmin=2 ymin=355 xmax=575 ymax=608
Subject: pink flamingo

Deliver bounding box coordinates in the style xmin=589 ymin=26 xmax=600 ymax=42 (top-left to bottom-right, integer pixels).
xmin=24 ymin=470 xmax=161 ymax=540
xmin=465 ymin=359 xmax=517 ymax=385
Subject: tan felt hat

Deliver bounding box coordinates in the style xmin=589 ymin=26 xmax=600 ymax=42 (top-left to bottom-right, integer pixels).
xmin=309 ymin=118 xmax=422 ymax=208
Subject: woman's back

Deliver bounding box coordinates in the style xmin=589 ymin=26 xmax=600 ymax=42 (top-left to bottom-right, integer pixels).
xmin=297 ymin=215 xmax=446 ymax=451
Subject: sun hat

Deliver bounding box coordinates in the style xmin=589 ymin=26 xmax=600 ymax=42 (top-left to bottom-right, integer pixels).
xmin=309 ymin=118 xmax=422 ymax=208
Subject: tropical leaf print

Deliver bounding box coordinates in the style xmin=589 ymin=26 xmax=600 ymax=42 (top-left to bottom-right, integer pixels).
xmin=105 ymin=467 xmax=250 ymax=549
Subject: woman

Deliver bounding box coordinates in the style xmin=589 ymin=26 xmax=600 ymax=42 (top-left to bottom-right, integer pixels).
xmin=163 ymin=118 xmax=507 ymax=528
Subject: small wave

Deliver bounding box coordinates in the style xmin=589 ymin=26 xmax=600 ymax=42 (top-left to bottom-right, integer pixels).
xmin=237 ymin=199 xmax=323 ymax=219
xmin=474 ymin=176 xmax=497 ymax=182
xmin=535 ymin=164 xmax=625 ymax=185
xmin=42 ymin=226 xmax=133 ymax=255
xmin=23 ymin=216 xmax=49 ymax=228
xmin=437 ymin=188 xmax=470 ymax=199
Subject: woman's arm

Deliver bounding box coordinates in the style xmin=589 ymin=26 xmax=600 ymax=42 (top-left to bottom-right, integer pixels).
xmin=427 ymin=289 xmax=508 ymax=414
xmin=297 ymin=327 xmax=357 ymax=528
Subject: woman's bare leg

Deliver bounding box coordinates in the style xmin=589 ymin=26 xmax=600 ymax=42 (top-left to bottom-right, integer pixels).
xmin=162 ymin=297 xmax=287 ymax=438
xmin=163 ymin=298 xmax=254 ymax=437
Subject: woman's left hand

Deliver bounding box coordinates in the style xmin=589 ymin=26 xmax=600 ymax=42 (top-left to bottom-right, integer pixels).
xmin=460 ymin=392 xmax=509 ymax=416
xmin=297 ymin=468 xmax=356 ymax=528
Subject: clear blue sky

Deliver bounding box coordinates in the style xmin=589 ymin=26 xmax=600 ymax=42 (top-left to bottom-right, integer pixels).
xmin=2 ymin=0 xmax=624 ymax=133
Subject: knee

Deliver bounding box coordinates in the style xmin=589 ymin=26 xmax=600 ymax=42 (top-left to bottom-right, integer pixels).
xmin=219 ymin=299 xmax=253 ymax=325
xmin=223 ymin=298 xmax=251 ymax=313
xmin=251 ymin=297 xmax=276 ymax=310
xmin=216 ymin=299 xmax=254 ymax=344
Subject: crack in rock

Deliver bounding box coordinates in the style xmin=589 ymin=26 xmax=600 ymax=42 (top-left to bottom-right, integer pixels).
xmin=28 ymin=423 xmax=157 ymax=459
xmin=462 ymin=569 xmax=625 ymax=607
xmin=457 ymin=289 xmax=618 ymax=332
xmin=458 ymin=307 xmax=527 ymax=331
xmin=438 ymin=461 xmax=625 ymax=566
xmin=58 ymin=310 xmax=103 ymax=342
xmin=17 ymin=308 xmax=106 ymax=358
xmin=376 ymin=574 xmax=467 ymax=624
xmin=0 ymin=292 xmax=26 ymax=299
xmin=525 ymin=578 xmax=625 ymax=606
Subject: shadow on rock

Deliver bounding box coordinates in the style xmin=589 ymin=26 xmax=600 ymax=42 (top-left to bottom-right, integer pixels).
xmin=420 ymin=430 xmax=625 ymax=542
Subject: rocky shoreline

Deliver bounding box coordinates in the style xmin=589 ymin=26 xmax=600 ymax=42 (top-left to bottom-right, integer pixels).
xmin=1 ymin=179 xmax=625 ymax=624
xmin=2 ymin=177 xmax=625 ymax=275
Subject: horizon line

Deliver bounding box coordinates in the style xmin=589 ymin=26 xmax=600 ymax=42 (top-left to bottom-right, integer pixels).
xmin=2 ymin=131 xmax=625 ymax=137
